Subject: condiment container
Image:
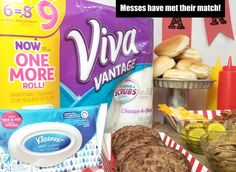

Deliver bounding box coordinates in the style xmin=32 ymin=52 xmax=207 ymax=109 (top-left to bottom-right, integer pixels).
xmin=206 ymin=57 xmax=222 ymax=109
xmin=217 ymin=56 xmax=236 ymax=110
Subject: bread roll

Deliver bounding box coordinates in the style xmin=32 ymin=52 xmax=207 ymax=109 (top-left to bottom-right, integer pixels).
xmin=163 ymin=69 xmax=197 ymax=80
xmin=153 ymin=56 xmax=176 ymax=77
xmin=154 ymin=35 xmax=190 ymax=57
xmin=176 ymin=48 xmax=202 ymax=61
xmin=176 ymin=59 xmax=210 ymax=79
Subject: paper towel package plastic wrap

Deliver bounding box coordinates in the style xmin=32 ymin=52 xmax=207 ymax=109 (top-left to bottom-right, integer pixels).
xmin=60 ymin=0 xmax=154 ymax=131
xmin=0 ymin=0 xmax=63 ymax=109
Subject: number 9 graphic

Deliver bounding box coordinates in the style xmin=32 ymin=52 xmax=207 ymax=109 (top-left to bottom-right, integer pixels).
xmin=37 ymin=0 xmax=59 ymax=30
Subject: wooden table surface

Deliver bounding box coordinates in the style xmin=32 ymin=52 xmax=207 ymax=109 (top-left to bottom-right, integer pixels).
xmin=154 ymin=124 xmax=214 ymax=171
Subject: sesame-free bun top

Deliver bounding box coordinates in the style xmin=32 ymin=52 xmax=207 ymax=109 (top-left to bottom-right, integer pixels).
xmin=153 ymin=56 xmax=176 ymax=78
xmin=154 ymin=35 xmax=190 ymax=58
xmin=176 ymin=59 xmax=210 ymax=79
xmin=163 ymin=69 xmax=197 ymax=80
xmin=176 ymin=48 xmax=202 ymax=61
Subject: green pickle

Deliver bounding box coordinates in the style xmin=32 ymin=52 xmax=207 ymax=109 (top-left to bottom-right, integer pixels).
xmin=203 ymin=122 xmax=211 ymax=129
xmin=188 ymin=128 xmax=207 ymax=141
xmin=185 ymin=122 xmax=204 ymax=130
xmin=180 ymin=128 xmax=187 ymax=135
xmin=180 ymin=121 xmax=227 ymax=154
xmin=180 ymin=128 xmax=187 ymax=142
xmin=207 ymin=122 xmax=226 ymax=132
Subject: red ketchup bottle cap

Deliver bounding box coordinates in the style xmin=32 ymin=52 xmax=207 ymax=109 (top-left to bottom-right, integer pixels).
xmin=223 ymin=56 xmax=236 ymax=71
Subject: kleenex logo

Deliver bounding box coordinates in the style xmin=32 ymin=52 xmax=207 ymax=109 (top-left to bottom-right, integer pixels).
xmin=35 ymin=136 xmax=64 ymax=144
xmin=25 ymin=133 xmax=72 ymax=153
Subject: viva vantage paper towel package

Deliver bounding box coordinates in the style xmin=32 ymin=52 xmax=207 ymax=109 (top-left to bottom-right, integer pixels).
xmin=60 ymin=0 xmax=154 ymax=131
xmin=0 ymin=0 xmax=63 ymax=109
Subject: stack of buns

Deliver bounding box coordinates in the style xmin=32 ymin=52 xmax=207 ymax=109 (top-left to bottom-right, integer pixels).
xmin=153 ymin=35 xmax=210 ymax=80
xmin=112 ymin=125 xmax=191 ymax=172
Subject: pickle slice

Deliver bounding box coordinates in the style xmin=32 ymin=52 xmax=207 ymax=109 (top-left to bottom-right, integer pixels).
xmin=185 ymin=122 xmax=204 ymax=131
xmin=180 ymin=128 xmax=187 ymax=142
xmin=207 ymin=122 xmax=226 ymax=132
xmin=180 ymin=128 xmax=187 ymax=136
xmin=188 ymin=128 xmax=207 ymax=141
xmin=203 ymin=122 xmax=211 ymax=129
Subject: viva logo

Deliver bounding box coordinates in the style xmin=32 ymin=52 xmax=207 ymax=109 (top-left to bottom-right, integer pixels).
xmin=67 ymin=18 xmax=140 ymax=84
xmin=25 ymin=133 xmax=71 ymax=153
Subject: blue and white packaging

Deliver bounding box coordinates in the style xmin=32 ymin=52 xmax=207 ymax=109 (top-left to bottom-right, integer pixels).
xmin=0 ymin=104 xmax=107 ymax=172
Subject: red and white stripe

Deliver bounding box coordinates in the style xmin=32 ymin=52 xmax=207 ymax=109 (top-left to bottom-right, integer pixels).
xmin=190 ymin=110 xmax=222 ymax=119
xmin=159 ymin=132 xmax=211 ymax=172
xmin=165 ymin=110 xmax=223 ymax=131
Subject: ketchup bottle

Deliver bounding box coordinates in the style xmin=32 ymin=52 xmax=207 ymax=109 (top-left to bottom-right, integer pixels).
xmin=217 ymin=56 xmax=236 ymax=110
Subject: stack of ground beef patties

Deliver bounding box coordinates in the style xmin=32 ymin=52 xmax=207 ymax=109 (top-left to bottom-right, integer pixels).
xmin=112 ymin=125 xmax=191 ymax=172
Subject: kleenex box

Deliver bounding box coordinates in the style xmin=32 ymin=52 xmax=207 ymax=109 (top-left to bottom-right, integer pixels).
xmin=0 ymin=104 xmax=107 ymax=172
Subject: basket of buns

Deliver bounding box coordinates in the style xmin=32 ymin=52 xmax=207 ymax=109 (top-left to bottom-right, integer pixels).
xmin=153 ymin=35 xmax=211 ymax=81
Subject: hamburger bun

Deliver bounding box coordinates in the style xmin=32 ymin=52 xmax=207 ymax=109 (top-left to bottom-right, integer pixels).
xmin=153 ymin=56 xmax=176 ymax=77
xmin=154 ymin=35 xmax=190 ymax=58
xmin=163 ymin=69 xmax=197 ymax=80
xmin=176 ymin=48 xmax=202 ymax=61
xmin=176 ymin=59 xmax=210 ymax=79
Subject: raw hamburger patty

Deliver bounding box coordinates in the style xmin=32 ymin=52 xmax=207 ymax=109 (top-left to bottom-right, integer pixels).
xmin=112 ymin=125 xmax=160 ymax=155
xmin=115 ymin=135 xmax=164 ymax=172
xmin=120 ymin=145 xmax=191 ymax=172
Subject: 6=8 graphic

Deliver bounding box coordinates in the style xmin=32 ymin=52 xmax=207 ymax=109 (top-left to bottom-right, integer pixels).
xmin=3 ymin=4 xmax=33 ymax=18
